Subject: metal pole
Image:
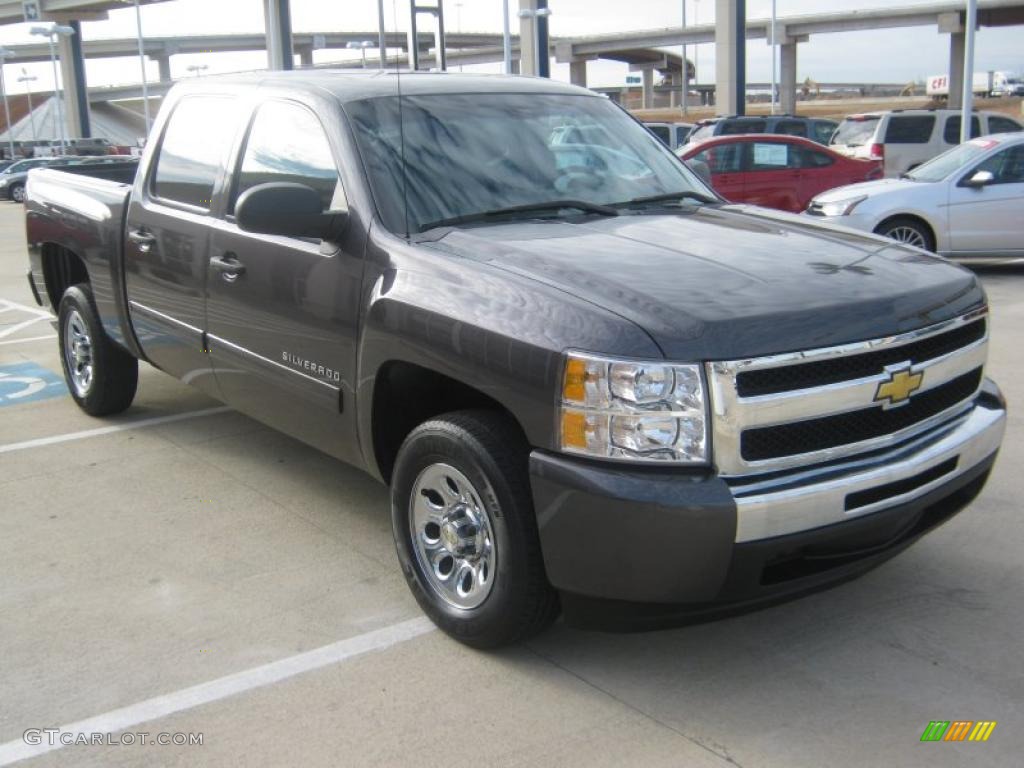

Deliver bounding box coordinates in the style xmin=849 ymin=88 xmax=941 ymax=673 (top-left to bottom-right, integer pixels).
xmin=770 ymin=0 xmax=774 ymax=114
xmin=681 ymin=0 xmax=687 ymax=115
xmin=502 ymin=0 xmax=511 ymax=74
xmin=377 ymin=0 xmax=387 ymax=68
xmin=133 ymin=0 xmax=151 ymax=134
xmin=960 ymin=0 xmax=977 ymax=144
xmin=0 ymin=62 xmax=15 ymax=159
xmin=22 ymin=73 xmax=37 ymax=144
xmin=48 ymin=36 xmax=66 ymax=154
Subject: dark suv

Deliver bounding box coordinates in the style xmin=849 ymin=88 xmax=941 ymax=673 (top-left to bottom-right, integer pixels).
xmin=687 ymin=115 xmax=838 ymax=146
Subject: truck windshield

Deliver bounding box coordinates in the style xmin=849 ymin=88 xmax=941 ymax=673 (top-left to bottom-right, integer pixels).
xmin=346 ymin=93 xmax=706 ymax=234
xmin=905 ymin=139 xmax=995 ymax=182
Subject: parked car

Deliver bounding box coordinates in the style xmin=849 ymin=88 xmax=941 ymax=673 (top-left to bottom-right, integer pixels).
xmin=678 ymin=134 xmax=882 ymax=213
xmin=686 ymin=115 xmax=839 ymax=146
xmin=806 ymin=133 xmax=1024 ymax=261
xmin=645 ymin=121 xmax=694 ymax=150
xmin=0 ymin=157 xmax=65 ymax=202
xmin=24 ymin=72 xmax=1005 ymax=647
xmin=829 ymin=109 xmax=1023 ymax=178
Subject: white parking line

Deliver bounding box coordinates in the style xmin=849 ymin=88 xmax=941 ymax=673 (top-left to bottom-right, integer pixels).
xmin=0 ymin=406 xmax=232 ymax=454
xmin=0 ymin=617 xmax=435 ymax=766
xmin=0 ymin=334 xmax=56 ymax=347
xmin=0 ymin=316 xmax=48 ymax=340
xmin=0 ymin=299 xmax=50 ymax=318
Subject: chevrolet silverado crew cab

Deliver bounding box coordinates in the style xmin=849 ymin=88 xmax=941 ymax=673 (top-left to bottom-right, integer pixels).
xmin=24 ymin=72 xmax=1005 ymax=648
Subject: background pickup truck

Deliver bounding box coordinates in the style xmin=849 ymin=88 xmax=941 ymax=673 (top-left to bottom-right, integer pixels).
xmin=24 ymin=72 xmax=1006 ymax=648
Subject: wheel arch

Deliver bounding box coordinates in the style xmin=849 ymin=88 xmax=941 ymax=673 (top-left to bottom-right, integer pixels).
xmin=874 ymin=212 xmax=940 ymax=252
xmin=40 ymin=242 xmax=90 ymax=310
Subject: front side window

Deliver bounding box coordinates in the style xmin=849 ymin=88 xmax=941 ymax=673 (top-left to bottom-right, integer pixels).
xmin=906 ymin=138 xmax=996 ymax=182
xmin=347 ymin=93 xmax=706 ymax=235
xmin=232 ymin=101 xmax=342 ymax=214
xmin=152 ymin=96 xmax=239 ymax=209
xmin=692 ymin=143 xmax=743 ymax=173
xmin=884 ymin=116 xmax=936 ymax=144
xmin=989 ymin=116 xmax=1023 ymax=134
xmin=971 ymin=145 xmax=1024 ymax=184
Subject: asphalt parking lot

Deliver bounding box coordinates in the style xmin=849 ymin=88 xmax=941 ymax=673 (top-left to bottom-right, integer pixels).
xmin=1 ymin=200 xmax=1021 ymax=768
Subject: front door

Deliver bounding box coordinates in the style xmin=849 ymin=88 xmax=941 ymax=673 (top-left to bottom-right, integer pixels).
xmin=205 ymin=99 xmax=365 ymax=462
xmin=123 ymin=94 xmax=241 ymax=394
xmin=947 ymin=144 xmax=1024 ymax=256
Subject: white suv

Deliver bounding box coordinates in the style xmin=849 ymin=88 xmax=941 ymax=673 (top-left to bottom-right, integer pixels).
xmin=830 ymin=109 xmax=1022 ymax=177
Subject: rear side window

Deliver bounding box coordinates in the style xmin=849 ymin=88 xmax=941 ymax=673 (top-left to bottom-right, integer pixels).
xmin=812 ymin=120 xmax=838 ymax=144
xmin=152 ymin=96 xmax=238 ymax=209
xmin=648 ymin=125 xmax=670 ymax=145
xmin=884 ymin=116 xmax=936 ymax=144
xmin=721 ymin=119 xmax=766 ymax=135
xmin=989 ymin=116 xmax=1023 ymax=134
xmin=800 ymin=148 xmax=835 ymax=168
xmin=232 ymin=101 xmax=342 ymax=214
xmin=774 ymin=120 xmax=807 ymax=137
xmin=943 ymin=115 xmax=980 ymax=144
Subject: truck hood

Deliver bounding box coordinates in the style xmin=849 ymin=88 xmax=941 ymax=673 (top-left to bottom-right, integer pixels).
xmin=812 ymin=178 xmax=923 ymax=203
xmin=423 ymin=205 xmax=983 ymax=360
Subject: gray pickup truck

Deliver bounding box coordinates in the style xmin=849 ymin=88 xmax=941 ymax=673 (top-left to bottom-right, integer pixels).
xmin=24 ymin=72 xmax=1005 ymax=647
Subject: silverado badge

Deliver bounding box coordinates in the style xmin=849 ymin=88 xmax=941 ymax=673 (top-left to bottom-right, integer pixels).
xmin=874 ymin=365 xmax=924 ymax=409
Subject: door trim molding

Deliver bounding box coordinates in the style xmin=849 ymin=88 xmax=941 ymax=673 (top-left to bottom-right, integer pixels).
xmin=207 ymin=332 xmax=341 ymax=391
xmin=128 ymin=300 xmax=203 ymax=336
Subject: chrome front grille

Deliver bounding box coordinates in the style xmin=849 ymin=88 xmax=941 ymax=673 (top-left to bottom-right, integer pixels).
xmin=707 ymin=311 xmax=989 ymax=477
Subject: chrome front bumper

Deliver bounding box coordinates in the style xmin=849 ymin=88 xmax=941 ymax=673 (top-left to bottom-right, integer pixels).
xmin=731 ymin=391 xmax=1005 ymax=543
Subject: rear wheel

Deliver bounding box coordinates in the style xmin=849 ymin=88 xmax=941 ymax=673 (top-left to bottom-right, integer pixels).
xmin=58 ymin=284 xmax=138 ymax=416
xmin=874 ymin=217 xmax=935 ymax=252
xmin=391 ymin=410 xmax=559 ymax=648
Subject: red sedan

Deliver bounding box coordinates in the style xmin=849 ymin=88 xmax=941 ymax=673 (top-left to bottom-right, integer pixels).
xmin=678 ymin=134 xmax=883 ymax=213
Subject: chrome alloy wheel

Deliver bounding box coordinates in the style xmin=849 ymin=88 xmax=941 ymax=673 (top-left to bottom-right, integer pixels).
xmin=63 ymin=308 xmax=93 ymax=397
xmin=409 ymin=463 xmax=496 ymax=610
xmin=885 ymin=225 xmax=927 ymax=248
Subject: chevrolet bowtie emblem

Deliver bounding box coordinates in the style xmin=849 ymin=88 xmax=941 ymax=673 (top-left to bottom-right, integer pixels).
xmin=875 ymin=365 xmax=924 ymax=408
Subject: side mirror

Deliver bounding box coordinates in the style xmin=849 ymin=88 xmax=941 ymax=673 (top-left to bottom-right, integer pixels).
xmin=962 ymin=170 xmax=995 ymax=189
xmin=235 ymin=182 xmax=346 ymax=240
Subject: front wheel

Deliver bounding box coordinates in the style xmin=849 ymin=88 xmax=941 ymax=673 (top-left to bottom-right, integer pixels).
xmin=391 ymin=410 xmax=559 ymax=648
xmin=874 ymin=217 xmax=935 ymax=252
xmin=58 ymin=284 xmax=138 ymax=416
xmin=9 ymin=183 xmax=25 ymax=203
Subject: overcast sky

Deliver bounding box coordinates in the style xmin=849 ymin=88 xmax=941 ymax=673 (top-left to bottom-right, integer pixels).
xmin=0 ymin=0 xmax=1020 ymax=93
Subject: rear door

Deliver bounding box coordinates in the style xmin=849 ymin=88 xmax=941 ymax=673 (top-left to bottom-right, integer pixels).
xmin=123 ymin=94 xmax=241 ymax=395
xmin=204 ymin=98 xmax=365 ymax=461
xmin=947 ymin=143 xmax=1024 ymax=255
xmin=741 ymin=140 xmax=802 ymax=211
xmin=883 ymin=115 xmax=937 ymax=175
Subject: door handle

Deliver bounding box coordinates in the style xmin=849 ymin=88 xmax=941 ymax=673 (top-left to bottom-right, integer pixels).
xmin=210 ymin=253 xmax=246 ymax=281
xmin=128 ymin=229 xmax=155 ymax=253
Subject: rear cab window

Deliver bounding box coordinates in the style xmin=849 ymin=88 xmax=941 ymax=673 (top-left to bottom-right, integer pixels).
xmin=884 ymin=115 xmax=936 ymax=144
xmin=151 ymin=96 xmax=239 ymax=210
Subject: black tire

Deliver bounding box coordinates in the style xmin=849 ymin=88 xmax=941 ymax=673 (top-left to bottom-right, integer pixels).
xmin=9 ymin=183 xmax=25 ymax=204
xmin=874 ymin=216 xmax=936 ymax=252
xmin=58 ymin=284 xmax=138 ymax=416
xmin=391 ymin=410 xmax=559 ymax=648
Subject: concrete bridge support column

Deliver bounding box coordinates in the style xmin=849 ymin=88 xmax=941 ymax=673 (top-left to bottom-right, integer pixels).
xmin=779 ymin=41 xmax=797 ymax=114
xmin=569 ymin=59 xmax=587 ymax=88
xmin=263 ymin=0 xmax=294 ymax=71
xmin=518 ymin=0 xmax=539 ymax=76
xmin=155 ymin=54 xmax=172 ymax=83
xmin=948 ymin=32 xmax=966 ymax=108
xmin=714 ymin=0 xmax=745 ymax=115
xmin=298 ymin=47 xmax=314 ymax=68
xmin=57 ymin=20 xmax=89 ymax=139
xmin=642 ymin=68 xmax=654 ymax=108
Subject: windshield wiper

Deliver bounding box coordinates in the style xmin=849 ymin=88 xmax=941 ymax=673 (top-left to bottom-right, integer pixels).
xmin=418 ymin=200 xmax=618 ymax=232
xmin=612 ymin=190 xmax=718 ymax=208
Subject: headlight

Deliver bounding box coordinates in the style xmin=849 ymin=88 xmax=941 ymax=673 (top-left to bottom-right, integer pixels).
xmin=559 ymin=351 xmax=708 ymax=464
xmin=815 ymin=195 xmax=866 ymax=217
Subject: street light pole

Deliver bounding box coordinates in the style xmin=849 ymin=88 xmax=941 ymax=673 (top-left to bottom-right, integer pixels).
xmin=31 ymin=25 xmax=74 ymax=155
xmin=19 ymin=70 xmax=38 ymax=145
xmin=770 ymin=0 xmax=777 ymax=114
xmin=502 ymin=0 xmax=512 ymax=74
xmin=517 ymin=6 xmax=551 ymax=77
xmin=0 ymin=49 xmax=16 ymax=159
xmin=133 ymin=0 xmax=151 ymax=134
xmin=681 ymin=1 xmax=687 ymax=115
xmin=377 ymin=0 xmax=387 ymax=69
xmin=960 ymin=0 xmax=977 ymax=144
